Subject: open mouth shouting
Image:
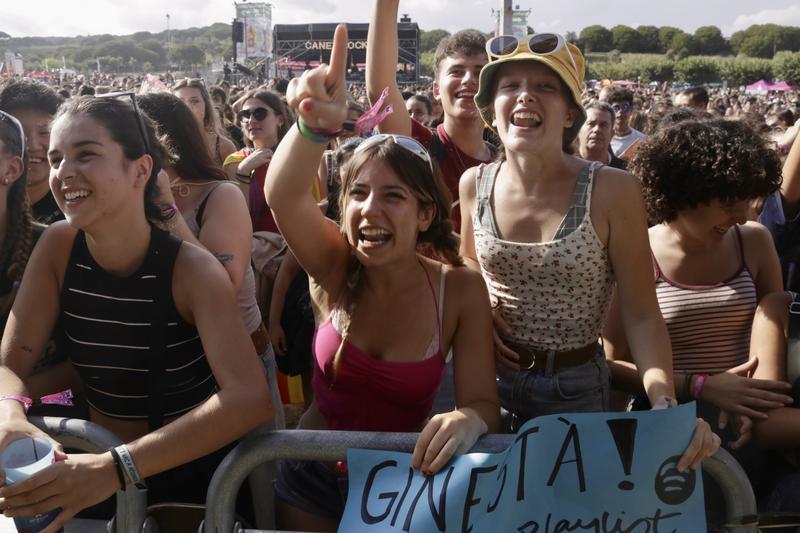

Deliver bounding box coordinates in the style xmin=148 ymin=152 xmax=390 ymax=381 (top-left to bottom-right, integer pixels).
xmin=358 ymin=226 xmax=393 ymax=249
xmin=510 ymin=110 xmax=543 ymax=128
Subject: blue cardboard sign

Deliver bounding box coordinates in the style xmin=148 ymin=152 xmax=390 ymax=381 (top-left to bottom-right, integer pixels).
xmin=340 ymin=403 xmax=705 ymax=532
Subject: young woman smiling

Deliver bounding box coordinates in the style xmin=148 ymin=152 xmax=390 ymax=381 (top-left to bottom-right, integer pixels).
xmin=172 ymin=78 xmax=236 ymax=167
xmin=264 ymin=26 xmax=499 ymax=531
xmin=0 ymin=95 xmax=272 ymax=531
xmin=461 ymin=32 xmax=719 ymax=469
xmin=223 ymin=90 xmax=293 ymax=234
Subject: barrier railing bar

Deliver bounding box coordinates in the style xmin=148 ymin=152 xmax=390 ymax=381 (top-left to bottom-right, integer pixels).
xmin=203 ymin=430 xmax=757 ymax=533
xmin=30 ymin=416 xmax=148 ymax=533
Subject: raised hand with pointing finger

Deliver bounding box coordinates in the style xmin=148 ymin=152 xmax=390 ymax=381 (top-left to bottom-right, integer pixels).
xmin=286 ymin=24 xmax=349 ymax=133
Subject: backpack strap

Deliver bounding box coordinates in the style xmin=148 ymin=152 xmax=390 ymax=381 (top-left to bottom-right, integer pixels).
xmin=428 ymin=129 xmax=445 ymax=165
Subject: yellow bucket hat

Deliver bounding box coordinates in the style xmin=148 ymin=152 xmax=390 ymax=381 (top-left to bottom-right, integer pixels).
xmin=474 ymin=33 xmax=586 ymax=139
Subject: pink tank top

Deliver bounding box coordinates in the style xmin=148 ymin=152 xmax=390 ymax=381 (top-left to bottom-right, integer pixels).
xmin=312 ymin=265 xmax=446 ymax=432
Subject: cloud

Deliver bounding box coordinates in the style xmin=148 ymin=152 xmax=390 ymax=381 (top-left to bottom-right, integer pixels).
xmin=729 ymin=5 xmax=800 ymax=33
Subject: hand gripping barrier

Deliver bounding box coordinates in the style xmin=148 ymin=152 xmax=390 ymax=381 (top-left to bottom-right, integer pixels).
xmin=30 ymin=416 xmax=150 ymax=533
xmin=202 ymin=430 xmax=758 ymax=533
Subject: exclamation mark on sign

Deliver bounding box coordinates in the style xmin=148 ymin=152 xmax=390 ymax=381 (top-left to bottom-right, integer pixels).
xmin=606 ymin=419 xmax=638 ymax=491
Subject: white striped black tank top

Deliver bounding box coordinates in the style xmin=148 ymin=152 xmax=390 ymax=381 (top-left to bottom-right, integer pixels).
xmin=655 ymin=226 xmax=757 ymax=374
xmin=61 ymin=227 xmax=216 ymax=421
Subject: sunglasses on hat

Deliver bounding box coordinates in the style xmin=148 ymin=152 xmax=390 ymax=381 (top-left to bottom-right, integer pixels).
xmin=237 ymin=107 xmax=271 ymax=122
xmin=485 ymin=33 xmax=577 ymax=72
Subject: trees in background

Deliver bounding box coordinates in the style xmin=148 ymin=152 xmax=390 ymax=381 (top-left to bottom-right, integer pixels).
xmin=2 ymin=22 xmax=800 ymax=81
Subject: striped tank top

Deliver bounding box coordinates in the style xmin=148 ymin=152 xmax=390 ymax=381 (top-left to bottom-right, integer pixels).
xmin=655 ymin=226 xmax=757 ymax=374
xmin=61 ymin=227 xmax=216 ymax=421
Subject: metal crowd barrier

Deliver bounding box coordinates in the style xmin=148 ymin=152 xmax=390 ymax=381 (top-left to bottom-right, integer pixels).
xmin=30 ymin=416 xmax=151 ymax=533
xmin=202 ymin=429 xmax=759 ymax=533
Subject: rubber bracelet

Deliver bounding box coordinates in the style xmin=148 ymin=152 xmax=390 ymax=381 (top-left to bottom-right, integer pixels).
xmin=114 ymin=444 xmax=145 ymax=489
xmin=108 ymin=448 xmax=128 ymax=491
xmin=692 ymin=374 xmax=709 ymax=400
xmin=297 ymin=118 xmax=337 ymax=144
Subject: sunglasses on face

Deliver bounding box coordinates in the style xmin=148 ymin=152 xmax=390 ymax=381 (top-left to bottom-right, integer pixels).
xmin=486 ymin=33 xmax=577 ymax=72
xmin=237 ymin=107 xmax=270 ymax=122
xmin=95 ymin=91 xmax=151 ymax=155
xmin=611 ymin=103 xmax=632 ymax=113
xmin=0 ymin=110 xmax=26 ymax=157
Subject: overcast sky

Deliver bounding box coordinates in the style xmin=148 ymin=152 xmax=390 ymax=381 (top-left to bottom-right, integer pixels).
xmin=2 ymin=0 xmax=799 ymax=38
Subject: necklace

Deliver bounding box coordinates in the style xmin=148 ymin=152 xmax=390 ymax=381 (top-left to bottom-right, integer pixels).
xmin=170 ymin=179 xmax=222 ymax=198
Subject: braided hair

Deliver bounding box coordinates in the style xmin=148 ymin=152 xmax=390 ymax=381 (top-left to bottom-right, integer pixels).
xmin=0 ymin=114 xmax=32 ymax=283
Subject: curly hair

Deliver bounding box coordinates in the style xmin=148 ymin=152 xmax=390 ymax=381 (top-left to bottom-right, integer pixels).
xmin=633 ymin=118 xmax=781 ymax=224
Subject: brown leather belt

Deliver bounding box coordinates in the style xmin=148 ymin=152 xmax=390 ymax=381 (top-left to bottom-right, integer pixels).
xmin=250 ymin=321 xmax=270 ymax=355
xmin=505 ymin=341 xmax=598 ymax=373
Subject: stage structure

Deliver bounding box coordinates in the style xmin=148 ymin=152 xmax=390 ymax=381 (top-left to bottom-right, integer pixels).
xmin=272 ymin=21 xmax=420 ymax=83
xmin=234 ymin=2 xmax=273 ymax=62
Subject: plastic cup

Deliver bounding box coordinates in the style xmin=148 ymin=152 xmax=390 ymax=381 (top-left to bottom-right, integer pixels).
xmin=2 ymin=437 xmax=62 ymax=533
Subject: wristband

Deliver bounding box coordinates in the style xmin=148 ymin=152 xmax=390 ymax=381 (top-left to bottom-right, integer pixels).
xmin=297 ymin=118 xmax=338 ymax=144
xmin=692 ymin=374 xmax=709 ymax=400
xmin=0 ymin=389 xmax=74 ymax=413
xmin=114 ymin=444 xmax=146 ymax=489
xmin=108 ymin=448 xmax=128 ymax=491
xmin=0 ymin=395 xmax=32 ymax=412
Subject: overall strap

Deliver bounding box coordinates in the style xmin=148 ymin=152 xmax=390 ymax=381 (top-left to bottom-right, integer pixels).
xmin=475 ymin=161 xmax=502 ymax=237
xmin=584 ymin=161 xmax=603 ymax=212
xmin=146 ymin=228 xmax=182 ymax=431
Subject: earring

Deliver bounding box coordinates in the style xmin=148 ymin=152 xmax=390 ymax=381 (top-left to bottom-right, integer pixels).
xmin=2 ymin=178 xmax=7 ymax=186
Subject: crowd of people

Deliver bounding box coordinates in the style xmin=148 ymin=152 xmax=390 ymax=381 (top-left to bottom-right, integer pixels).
xmin=0 ymin=1 xmax=799 ymax=530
